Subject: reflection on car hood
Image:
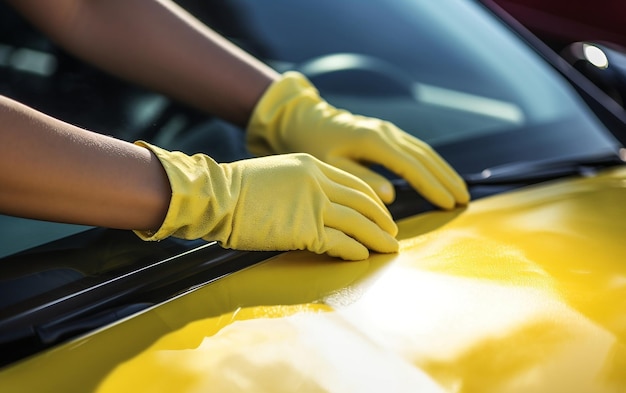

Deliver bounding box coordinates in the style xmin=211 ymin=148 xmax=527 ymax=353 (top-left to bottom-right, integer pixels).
xmin=2 ymin=168 xmax=626 ymax=392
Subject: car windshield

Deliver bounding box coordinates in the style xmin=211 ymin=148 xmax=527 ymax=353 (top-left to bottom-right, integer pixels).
xmin=217 ymin=0 xmax=619 ymax=162
xmin=0 ymin=0 xmax=621 ymax=259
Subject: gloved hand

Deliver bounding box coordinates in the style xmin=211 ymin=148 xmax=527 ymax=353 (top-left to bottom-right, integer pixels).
xmin=134 ymin=141 xmax=398 ymax=261
xmin=247 ymin=71 xmax=470 ymax=208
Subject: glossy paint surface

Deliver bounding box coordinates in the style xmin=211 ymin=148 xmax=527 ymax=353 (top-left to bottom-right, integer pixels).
xmin=2 ymin=168 xmax=626 ymax=392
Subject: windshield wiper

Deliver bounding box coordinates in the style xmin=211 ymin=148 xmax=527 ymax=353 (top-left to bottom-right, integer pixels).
xmin=386 ymin=151 xmax=624 ymax=218
xmin=462 ymin=151 xmax=625 ymax=186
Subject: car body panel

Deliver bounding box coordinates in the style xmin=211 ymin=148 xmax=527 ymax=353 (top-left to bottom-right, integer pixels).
xmin=2 ymin=167 xmax=626 ymax=392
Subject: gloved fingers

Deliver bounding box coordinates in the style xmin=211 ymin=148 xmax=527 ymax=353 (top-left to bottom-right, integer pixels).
xmin=317 ymin=160 xmax=388 ymax=212
xmin=320 ymin=177 xmax=398 ymax=237
xmin=400 ymin=134 xmax=470 ymax=204
xmin=324 ymin=203 xmax=399 ymax=254
xmin=359 ymin=125 xmax=469 ymax=208
xmin=329 ymin=157 xmax=396 ymax=204
xmin=322 ymin=227 xmax=370 ymax=261
xmin=360 ymin=142 xmax=457 ymax=209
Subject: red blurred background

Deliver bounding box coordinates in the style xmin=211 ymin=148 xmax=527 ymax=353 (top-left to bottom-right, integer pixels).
xmin=491 ymin=0 xmax=626 ymax=49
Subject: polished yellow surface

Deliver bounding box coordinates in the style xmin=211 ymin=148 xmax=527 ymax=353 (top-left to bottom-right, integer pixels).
xmin=2 ymin=168 xmax=626 ymax=392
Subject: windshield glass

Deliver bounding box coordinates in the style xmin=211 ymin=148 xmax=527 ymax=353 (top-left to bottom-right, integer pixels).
xmin=0 ymin=0 xmax=621 ymax=258
xmin=212 ymin=0 xmax=619 ymax=169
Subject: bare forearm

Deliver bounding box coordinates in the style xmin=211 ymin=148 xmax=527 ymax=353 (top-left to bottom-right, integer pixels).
xmin=6 ymin=0 xmax=279 ymax=126
xmin=0 ymin=95 xmax=170 ymax=231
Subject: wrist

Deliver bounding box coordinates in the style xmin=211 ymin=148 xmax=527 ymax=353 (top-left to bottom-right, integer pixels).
xmin=246 ymin=71 xmax=321 ymax=156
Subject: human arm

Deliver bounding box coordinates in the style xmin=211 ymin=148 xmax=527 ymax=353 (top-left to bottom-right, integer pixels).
xmin=0 ymin=95 xmax=398 ymax=260
xmin=4 ymin=0 xmax=279 ymax=127
xmin=0 ymin=95 xmax=171 ymax=231
xmin=5 ymin=0 xmax=469 ymax=207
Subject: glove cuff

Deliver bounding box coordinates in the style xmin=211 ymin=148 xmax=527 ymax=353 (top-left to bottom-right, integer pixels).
xmin=246 ymin=71 xmax=321 ymax=156
xmin=132 ymin=141 xmax=236 ymax=242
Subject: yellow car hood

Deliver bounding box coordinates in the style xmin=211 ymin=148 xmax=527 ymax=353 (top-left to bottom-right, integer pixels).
xmin=3 ymin=168 xmax=626 ymax=392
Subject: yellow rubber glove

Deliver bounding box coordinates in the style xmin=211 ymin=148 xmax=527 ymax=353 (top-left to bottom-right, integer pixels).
xmin=247 ymin=71 xmax=470 ymax=208
xmin=134 ymin=141 xmax=398 ymax=261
